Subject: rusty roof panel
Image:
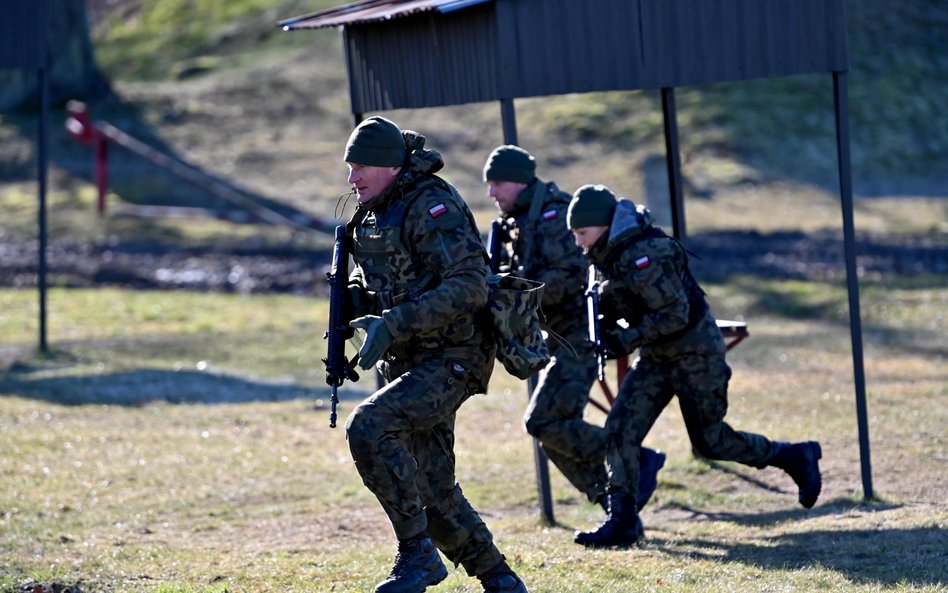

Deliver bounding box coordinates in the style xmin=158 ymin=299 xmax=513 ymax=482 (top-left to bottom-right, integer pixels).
xmin=280 ymin=0 xmax=493 ymax=30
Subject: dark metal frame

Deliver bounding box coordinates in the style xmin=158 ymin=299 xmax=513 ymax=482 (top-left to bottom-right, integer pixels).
xmin=1 ymin=0 xmax=50 ymax=353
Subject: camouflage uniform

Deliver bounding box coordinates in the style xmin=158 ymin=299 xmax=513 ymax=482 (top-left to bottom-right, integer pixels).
xmin=495 ymin=180 xmax=605 ymax=501
xmin=344 ymin=142 xmax=503 ymax=576
xmin=585 ymin=200 xmax=775 ymax=498
xmin=497 ymin=180 xmax=663 ymax=505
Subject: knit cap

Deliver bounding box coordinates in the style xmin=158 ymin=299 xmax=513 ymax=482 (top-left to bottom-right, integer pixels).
xmin=344 ymin=116 xmax=407 ymax=167
xmin=567 ymin=184 xmax=618 ymax=229
xmin=482 ymin=145 xmax=536 ymax=184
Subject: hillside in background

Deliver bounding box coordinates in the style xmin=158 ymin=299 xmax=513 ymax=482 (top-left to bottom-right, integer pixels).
xmin=1 ymin=0 xmax=945 ymax=229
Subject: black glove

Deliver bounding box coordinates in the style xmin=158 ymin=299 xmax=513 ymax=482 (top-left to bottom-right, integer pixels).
xmin=599 ymin=329 xmax=626 ymax=359
xmin=347 ymin=284 xmax=380 ymax=319
xmin=349 ymin=315 xmax=394 ymax=370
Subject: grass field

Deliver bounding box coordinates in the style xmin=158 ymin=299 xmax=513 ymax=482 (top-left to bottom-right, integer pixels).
xmin=1 ymin=268 xmax=945 ymax=592
xmin=2 ymin=2 xmax=946 ymax=590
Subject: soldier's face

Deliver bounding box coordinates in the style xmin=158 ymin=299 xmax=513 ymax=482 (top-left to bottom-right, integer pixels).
xmin=487 ymin=180 xmax=527 ymax=214
xmin=347 ymin=163 xmax=401 ymax=204
xmin=571 ymin=225 xmax=609 ymax=253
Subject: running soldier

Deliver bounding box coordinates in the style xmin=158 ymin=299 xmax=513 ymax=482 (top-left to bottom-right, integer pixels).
xmin=482 ymin=145 xmax=666 ymax=515
xmin=566 ymin=184 xmax=823 ymax=548
xmin=343 ymin=117 xmax=529 ymax=592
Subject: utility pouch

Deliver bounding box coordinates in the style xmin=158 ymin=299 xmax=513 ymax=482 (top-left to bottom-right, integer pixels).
xmin=487 ymin=273 xmax=550 ymax=379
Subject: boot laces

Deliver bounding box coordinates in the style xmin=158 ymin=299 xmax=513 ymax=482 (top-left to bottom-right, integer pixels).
xmin=388 ymin=538 xmax=421 ymax=576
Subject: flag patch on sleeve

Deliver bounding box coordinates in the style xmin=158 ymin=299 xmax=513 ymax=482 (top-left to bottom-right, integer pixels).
xmin=429 ymin=203 xmax=448 ymax=218
xmin=543 ymin=209 xmax=557 ymax=220
xmin=635 ymin=256 xmax=651 ymax=269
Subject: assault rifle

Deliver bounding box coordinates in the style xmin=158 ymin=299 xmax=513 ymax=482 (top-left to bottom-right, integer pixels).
xmin=323 ymin=225 xmax=360 ymax=428
xmin=585 ymin=264 xmax=606 ymax=382
xmin=487 ymin=219 xmax=504 ymax=274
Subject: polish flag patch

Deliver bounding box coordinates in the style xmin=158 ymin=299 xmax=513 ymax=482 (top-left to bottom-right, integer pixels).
xmin=635 ymin=256 xmax=651 ymax=269
xmin=429 ymin=203 xmax=448 ymax=218
xmin=543 ymin=209 xmax=558 ymax=220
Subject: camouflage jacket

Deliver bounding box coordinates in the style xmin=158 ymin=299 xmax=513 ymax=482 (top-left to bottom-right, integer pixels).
xmin=495 ymin=179 xmax=588 ymax=346
xmin=347 ymin=135 xmax=495 ymax=386
xmin=585 ymin=199 xmax=725 ymax=360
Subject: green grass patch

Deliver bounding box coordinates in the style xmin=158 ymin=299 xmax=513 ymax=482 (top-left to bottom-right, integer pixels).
xmin=94 ymin=0 xmax=341 ymax=81
xmin=1 ymin=277 xmax=945 ymax=592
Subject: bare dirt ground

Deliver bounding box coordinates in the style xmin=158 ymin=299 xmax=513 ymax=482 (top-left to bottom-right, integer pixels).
xmin=1 ymin=227 xmax=945 ymax=295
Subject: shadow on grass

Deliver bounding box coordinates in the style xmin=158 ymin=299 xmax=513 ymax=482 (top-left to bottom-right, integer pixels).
xmin=0 ymin=366 xmax=319 ymax=405
xmin=650 ymin=504 xmax=947 ymax=588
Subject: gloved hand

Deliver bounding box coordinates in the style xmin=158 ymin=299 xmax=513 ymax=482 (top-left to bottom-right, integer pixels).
xmin=347 ymin=284 xmax=378 ymax=320
xmin=598 ymin=329 xmax=626 ymax=359
xmin=349 ymin=315 xmax=394 ymax=370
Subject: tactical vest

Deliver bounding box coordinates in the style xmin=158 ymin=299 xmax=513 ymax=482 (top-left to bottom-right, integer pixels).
xmin=348 ymin=176 xmax=483 ymax=350
xmin=608 ymin=226 xmax=709 ymax=344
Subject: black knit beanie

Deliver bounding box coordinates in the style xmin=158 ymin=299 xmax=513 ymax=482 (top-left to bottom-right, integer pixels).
xmin=567 ymin=184 xmax=618 ymax=229
xmin=482 ymin=145 xmax=536 ymax=184
xmin=344 ymin=116 xmax=407 ymax=167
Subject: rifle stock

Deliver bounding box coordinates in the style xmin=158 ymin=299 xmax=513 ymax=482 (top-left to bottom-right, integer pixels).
xmin=323 ymin=225 xmax=359 ymax=428
xmin=585 ymin=264 xmax=606 ymax=382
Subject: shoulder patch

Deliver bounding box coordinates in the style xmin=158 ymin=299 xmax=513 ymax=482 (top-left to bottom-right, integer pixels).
xmin=429 ymin=203 xmax=448 ymax=218
xmin=542 ymin=209 xmax=557 ymax=220
xmin=635 ymin=256 xmax=651 ymax=269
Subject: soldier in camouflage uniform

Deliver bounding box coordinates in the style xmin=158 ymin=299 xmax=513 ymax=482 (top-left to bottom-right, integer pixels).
xmin=482 ymin=145 xmax=666 ymax=514
xmin=566 ymin=184 xmax=823 ymax=548
xmin=342 ymin=117 xmax=528 ymax=593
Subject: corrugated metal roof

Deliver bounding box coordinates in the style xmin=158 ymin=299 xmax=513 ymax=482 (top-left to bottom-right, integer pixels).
xmin=280 ymin=0 xmax=493 ymax=30
xmin=280 ymin=0 xmax=848 ymax=112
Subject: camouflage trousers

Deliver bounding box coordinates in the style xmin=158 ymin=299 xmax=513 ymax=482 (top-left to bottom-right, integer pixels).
xmin=605 ymin=351 xmax=774 ymax=495
xmin=523 ymin=340 xmax=607 ymax=502
xmin=345 ymin=357 xmax=503 ymax=576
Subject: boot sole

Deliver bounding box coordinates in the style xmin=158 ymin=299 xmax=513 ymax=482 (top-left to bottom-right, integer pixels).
xmin=574 ymin=521 xmax=643 ymax=548
xmin=799 ymin=441 xmax=822 ymax=509
xmin=375 ymin=560 xmax=448 ymax=593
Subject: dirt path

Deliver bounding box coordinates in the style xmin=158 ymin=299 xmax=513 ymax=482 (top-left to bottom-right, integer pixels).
xmin=1 ymin=228 xmax=945 ymax=295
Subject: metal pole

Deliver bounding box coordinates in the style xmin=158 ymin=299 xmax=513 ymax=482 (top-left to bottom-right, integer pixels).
xmin=661 ymin=87 xmax=687 ymax=242
xmin=500 ymin=98 xmax=518 ymax=146
xmin=500 ymin=97 xmax=554 ymax=524
xmin=833 ymin=71 xmax=873 ymax=500
xmin=37 ymin=66 xmax=49 ymax=353
xmin=95 ymin=133 xmax=108 ymax=214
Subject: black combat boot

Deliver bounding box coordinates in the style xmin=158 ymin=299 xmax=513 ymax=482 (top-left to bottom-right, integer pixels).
xmin=375 ymin=533 xmax=448 ymax=593
xmin=769 ymin=441 xmax=823 ymax=509
xmin=637 ymin=448 xmax=667 ymax=510
xmin=477 ymin=560 xmax=529 ymax=593
xmin=574 ymin=491 xmax=642 ymax=548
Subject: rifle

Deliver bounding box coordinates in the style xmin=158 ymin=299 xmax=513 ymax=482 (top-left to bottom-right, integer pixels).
xmin=585 ymin=264 xmax=606 ymax=382
xmin=487 ymin=219 xmax=504 ymax=274
xmin=323 ymin=225 xmax=360 ymax=428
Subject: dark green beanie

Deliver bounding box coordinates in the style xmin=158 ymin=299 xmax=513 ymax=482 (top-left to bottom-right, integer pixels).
xmin=482 ymin=145 xmax=536 ymax=184
xmin=344 ymin=116 xmax=407 ymax=167
xmin=567 ymin=184 xmax=618 ymax=229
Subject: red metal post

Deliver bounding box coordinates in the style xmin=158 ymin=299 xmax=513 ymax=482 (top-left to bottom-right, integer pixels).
xmin=94 ymin=133 xmax=108 ymax=214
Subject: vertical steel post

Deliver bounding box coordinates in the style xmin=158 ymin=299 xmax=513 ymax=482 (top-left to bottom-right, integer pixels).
xmin=37 ymin=65 xmax=49 ymax=353
xmin=661 ymin=87 xmax=687 ymax=243
xmin=833 ymin=71 xmax=873 ymax=500
xmin=500 ymin=97 xmax=554 ymax=524
xmin=94 ymin=133 xmax=108 ymax=214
